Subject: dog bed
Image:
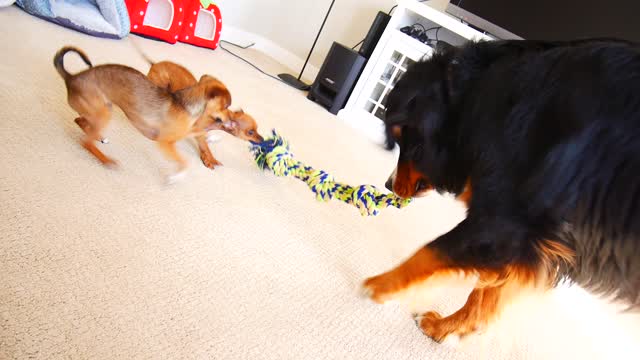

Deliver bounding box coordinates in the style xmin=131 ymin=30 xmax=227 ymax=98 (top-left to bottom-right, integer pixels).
xmin=15 ymin=0 xmax=130 ymax=39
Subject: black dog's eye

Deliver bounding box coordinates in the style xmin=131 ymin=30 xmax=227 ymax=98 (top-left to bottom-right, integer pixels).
xmin=215 ymin=117 xmax=222 ymax=123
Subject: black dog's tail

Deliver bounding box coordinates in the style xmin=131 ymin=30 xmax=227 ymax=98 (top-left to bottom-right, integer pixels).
xmin=53 ymin=46 xmax=92 ymax=81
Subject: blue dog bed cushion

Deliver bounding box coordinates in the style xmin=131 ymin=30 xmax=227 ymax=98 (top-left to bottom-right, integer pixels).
xmin=16 ymin=0 xmax=130 ymax=39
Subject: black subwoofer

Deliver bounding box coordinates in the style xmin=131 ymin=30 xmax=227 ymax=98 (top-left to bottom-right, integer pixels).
xmin=307 ymin=42 xmax=367 ymax=115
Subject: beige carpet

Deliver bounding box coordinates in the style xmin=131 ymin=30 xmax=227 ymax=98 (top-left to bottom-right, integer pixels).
xmin=1 ymin=7 xmax=638 ymax=360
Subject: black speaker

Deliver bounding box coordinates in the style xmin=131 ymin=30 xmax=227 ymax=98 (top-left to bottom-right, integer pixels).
xmin=359 ymin=11 xmax=391 ymax=59
xmin=307 ymin=42 xmax=367 ymax=115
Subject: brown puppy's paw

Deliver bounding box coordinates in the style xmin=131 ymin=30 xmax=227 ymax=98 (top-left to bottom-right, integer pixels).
xmin=200 ymin=153 xmax=222 ymax=170
xmin=102 ymin=158 xmax=119 ymax=169
xmin=165 ymin=170 xmax=186 ymax=186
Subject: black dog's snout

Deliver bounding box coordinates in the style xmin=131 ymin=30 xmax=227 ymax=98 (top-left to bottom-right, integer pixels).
xmin=385 ymin=178 xmax=393 ymax=191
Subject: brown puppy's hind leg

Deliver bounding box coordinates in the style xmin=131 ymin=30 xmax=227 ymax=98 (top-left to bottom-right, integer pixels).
xmin=79 ymin=108 xmax=117 ymax=168
xmin=75 ymin=117 xmax=90 ymax=132
xmin=157 ymin=141 xmax=188 ymax=184
xmin=75 ymin=117 xmax=109 ymax=144
xmin=196 ymin=135 xmax=222 ymax=170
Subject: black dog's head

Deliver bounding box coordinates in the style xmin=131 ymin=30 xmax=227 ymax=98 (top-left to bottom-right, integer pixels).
xmin=384 ymin=48 xmax=465 ymax=199
xmin=382 ymin=39 xmax=592 ymax=198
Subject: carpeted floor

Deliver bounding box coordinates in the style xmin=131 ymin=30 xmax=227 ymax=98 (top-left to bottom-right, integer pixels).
xmin=1 ymin=7 xmax=638 ymax=360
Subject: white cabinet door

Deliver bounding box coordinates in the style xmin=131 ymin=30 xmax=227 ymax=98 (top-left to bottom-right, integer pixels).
xmin=353 ymin=30 xmax=433 ymax=122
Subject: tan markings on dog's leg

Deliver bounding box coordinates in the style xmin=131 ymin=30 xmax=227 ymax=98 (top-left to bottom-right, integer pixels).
xmin=362 ymin=247 xmax=461 ymax=304
xmin=415 ymin=266 xmax=531 ymax=342
xmin=196 ymin=135 xmax=222 ymax=170
xmin=415 ymin=240 xmax=574 ymax=342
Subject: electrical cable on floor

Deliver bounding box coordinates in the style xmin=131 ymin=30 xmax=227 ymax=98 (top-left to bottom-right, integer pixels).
xmin=218 ymin=42 xmax=285 ymax=84
xmin=220 ymin=39 xmax=256 ymax=50
xmin=424 ymin=26 xmax=441 ymax=34
xmin=352 ymin=39 xmax=364 ymax=50
xmin=221 ymin=0 xmax=434 ymax=85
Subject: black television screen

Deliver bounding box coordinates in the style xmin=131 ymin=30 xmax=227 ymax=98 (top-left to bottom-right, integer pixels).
xmin=447 ymin=0 xmax=640 ymax=42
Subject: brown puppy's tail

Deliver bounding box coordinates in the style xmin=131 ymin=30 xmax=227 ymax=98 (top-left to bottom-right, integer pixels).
xmin=53 ymin=46 xmax=92 ymax=81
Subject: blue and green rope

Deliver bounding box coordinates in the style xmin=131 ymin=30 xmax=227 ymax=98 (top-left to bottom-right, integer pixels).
xmin=250 ymin=130 xmax=412 ymax=216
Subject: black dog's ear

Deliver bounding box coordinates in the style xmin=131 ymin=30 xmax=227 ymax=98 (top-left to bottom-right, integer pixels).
xmin=384 ymin=68 xmax=421 ymax=127
xmin=445 ymin=40 xmax=528 ymax=102
xmin=382 ymin=83 xmax=417 ymax=151
xmin=435 ymin=40 xmax=456 ymax=53
xmin=384 ymin=52 xmax=456 ymax=139
xmin=431 ymin=44 xmax=465 ymax=104
xmin=447 ymin=58 xmax=464 ymax=101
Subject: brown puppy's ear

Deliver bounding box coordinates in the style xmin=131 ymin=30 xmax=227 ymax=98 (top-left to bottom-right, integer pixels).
xmin=199 ymin=74 xmax=212 ymax=83
xmin=207 ymin=85 xmax=221 ymax=98
xmin=206 ymin=84 xmax=231 ymax=102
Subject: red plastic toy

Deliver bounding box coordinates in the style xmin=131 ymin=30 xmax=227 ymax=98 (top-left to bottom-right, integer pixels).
xmin=179 ymin=1 xmax=223 ymax=49
xmin=125 ymin=0 xmax=222 ymax=49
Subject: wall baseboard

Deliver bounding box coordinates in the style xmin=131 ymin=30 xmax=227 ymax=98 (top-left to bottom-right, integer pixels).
xmin=221 ymin=26 xmax=320 ymax=84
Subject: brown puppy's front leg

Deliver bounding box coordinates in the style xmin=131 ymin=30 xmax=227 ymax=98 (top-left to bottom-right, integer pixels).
xmin=196 ymin=135 xmax=222 ymax=170
xmin=157 ymin=141 xmax=188 ymax=184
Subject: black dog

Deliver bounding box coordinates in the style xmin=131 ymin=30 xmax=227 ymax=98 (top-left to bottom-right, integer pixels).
xmin=363 ymin=39 xmax=640 ymax=342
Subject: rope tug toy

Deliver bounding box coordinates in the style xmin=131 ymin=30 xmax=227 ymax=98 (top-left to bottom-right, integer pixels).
xmin=250 ymin=130 xmax=412 ymax=216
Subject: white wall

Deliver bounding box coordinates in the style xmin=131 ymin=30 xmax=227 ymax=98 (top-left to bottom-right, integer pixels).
xmin=217 ymin=0 xmax=450 ymax=80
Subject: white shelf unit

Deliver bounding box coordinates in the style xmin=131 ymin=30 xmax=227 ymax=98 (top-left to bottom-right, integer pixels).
xmin=338 ymin=0 xmax=491 ymax=145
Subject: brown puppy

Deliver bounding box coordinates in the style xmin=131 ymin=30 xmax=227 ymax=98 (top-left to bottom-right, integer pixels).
xmin=147 ymin=61 xmax=264 ymax=145
xmin=54 ymin=46 xmax=229 ymax=183
xmin=147 ymin=60 xmax=227 ymax=169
